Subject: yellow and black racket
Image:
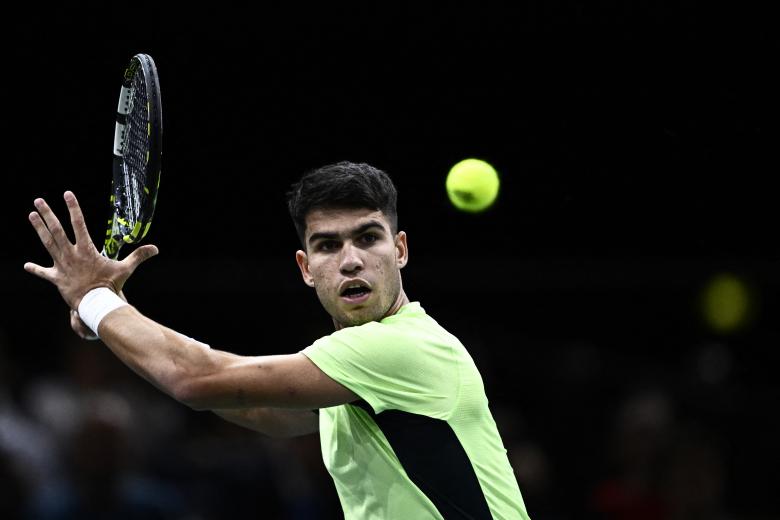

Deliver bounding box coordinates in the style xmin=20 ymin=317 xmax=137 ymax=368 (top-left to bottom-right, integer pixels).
xmin=102 ymin=53 xmax=163 ymax=259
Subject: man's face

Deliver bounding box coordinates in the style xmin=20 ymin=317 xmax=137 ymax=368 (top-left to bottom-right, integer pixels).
xmin=295 ymin=207 xmax=408 ymax=328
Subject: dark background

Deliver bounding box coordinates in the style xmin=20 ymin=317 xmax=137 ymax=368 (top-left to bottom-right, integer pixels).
xmin=2 ymin=4 xmax=778 ymax=519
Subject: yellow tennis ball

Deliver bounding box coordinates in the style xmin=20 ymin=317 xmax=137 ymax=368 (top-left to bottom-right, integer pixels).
xmin=446 ymin=158 xmax=500 ymax=212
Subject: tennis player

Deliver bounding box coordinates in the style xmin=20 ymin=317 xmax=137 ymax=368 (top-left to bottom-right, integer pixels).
xmin=24 ymin=161 xmax=530 ymax=519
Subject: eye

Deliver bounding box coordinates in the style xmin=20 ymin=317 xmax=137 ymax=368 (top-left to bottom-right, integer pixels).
xmin=360 ymin=233 xmax=378 ymax=244
xmin=317 ymin=240 xmax=339 ymax=252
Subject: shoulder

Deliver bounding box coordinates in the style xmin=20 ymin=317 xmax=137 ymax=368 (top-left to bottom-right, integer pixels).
xmin=308 ymin=303 xmax=466 ymax=373
xmin=303 ymin=303 xmax=466 ymax=417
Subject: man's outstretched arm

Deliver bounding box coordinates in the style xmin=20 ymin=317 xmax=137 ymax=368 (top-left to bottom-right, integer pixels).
xmin=68 ymin=286 xmax=321 ymax=437
xmin=96 ymin=305 xmax=355 ymax=411
xmin=24 ymin=191 xmax=357 ymax=416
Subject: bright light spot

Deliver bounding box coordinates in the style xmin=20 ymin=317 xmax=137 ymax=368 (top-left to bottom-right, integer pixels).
xmin=701 ymin=273 xmax=752 ymax=334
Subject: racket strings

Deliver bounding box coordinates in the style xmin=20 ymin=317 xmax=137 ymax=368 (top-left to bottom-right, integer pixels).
xmin=119 ymin=71 xmax=150 ymax=223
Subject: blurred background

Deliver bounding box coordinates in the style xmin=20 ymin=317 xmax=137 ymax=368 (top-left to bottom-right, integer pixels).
xmin=2 ymin=4 xmax=778 ymax=519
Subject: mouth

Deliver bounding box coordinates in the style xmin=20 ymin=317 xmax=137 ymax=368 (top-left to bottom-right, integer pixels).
xmin=340 ymin=282 xmax=372 ymax=304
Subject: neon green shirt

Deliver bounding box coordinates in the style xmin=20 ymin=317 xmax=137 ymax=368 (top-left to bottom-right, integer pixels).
xmin=302 ymin=302 xmax=530 ymax=519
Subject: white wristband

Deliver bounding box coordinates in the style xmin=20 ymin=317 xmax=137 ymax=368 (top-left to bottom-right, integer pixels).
xmin=77 ymin=288 xmax=129 ymax=338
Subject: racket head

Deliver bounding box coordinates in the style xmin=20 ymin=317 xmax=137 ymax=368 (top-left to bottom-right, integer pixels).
xmin=103 ymin=53 xmax=162 ymax=259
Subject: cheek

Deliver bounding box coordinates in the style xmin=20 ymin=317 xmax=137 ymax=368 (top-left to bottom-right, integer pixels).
xmin=307 ymin=262 xmax=327 ymax=287
xmin=310 ymin=261 xmax=339 ymax=293
xmin=374 ymin=260 xmax=391 ymax=282
xmin=376 ymin=258 xmax=399 ymax=289
xmin=377 ymin=249 xmax=396 ymax=271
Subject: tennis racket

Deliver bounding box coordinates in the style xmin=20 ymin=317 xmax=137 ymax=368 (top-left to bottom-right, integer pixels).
xmin=102 ymin=53 xmax=163 ymax=259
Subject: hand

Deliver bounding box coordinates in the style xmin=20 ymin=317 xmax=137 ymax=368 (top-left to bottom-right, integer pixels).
xmin=24 ymin=191 xmax=159 ymax=310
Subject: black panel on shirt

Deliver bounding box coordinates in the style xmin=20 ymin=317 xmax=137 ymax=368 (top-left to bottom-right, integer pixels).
xmin=352 ymin=400 xmax=493 ymax=519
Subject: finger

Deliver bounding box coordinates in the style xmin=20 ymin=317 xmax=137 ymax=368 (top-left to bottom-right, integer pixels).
xmin=28 ymin=211 xmax=62 ymax=261
xmin=122 ymin=244 xmax=159 ymax=274
xmin=64 ymin=191 xmax=95 ymax=249
xmin=71 ymin=310 xmax=98 ymax=340
xmin=70 ymin=310 xmax=87 ymax=339
xmin=23 ymin=261 xmax=57 ymax=283
xmin=33 ymin=198 xmax=73 ymax=251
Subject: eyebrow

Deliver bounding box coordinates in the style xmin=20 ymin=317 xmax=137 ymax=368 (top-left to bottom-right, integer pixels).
xmin=307 ymin=220 xmax=387 ymax=247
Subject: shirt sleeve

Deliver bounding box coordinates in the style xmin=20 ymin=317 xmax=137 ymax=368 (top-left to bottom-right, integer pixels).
xmin=301 ymin=321 xmax=459 ymax=419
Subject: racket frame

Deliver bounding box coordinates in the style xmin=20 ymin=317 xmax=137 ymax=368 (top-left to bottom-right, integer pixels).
xmin=102 ymin=53 xmax=162 ymax=259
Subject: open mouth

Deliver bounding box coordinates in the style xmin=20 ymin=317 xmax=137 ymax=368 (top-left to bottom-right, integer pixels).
xmin=340 ymin=284 xmax=372 ymax=301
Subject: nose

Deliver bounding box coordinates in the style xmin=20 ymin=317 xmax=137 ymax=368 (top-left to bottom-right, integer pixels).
xmin=339 ymin=242 xmax=364 ymax=274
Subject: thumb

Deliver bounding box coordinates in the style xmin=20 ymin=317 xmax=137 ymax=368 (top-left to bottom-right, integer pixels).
xmin=123 ymin=244 xmax=159 ymax=273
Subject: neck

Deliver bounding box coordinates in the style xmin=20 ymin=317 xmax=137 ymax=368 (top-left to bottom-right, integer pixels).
xmin=383 ymin=289 xmax=410 ymax=320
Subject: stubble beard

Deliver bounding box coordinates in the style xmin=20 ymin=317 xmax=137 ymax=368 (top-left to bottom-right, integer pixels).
xmin=322 ymin=279 xmax=400 ymax=328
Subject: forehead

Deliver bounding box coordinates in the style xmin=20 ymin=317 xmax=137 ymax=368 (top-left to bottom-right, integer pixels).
xmin=304 ymin=207 xmax=390 ymax=237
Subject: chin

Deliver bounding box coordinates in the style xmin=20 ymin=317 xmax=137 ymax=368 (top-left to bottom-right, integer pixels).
xmin=338 ymin=306 xmax=382 ymax=327
xmin=339 ymin=314 xmax=373 ymax=327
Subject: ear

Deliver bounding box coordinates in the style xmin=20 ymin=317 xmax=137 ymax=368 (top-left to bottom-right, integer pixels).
xmin=295 ymin=250 xmax=315 ymax=287
xmin=395 ymin=231 xmax=408 ymax=269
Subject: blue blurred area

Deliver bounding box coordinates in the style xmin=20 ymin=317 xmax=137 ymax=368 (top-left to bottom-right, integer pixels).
xmin=3 ymin=4 xmax=779 ymax=519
